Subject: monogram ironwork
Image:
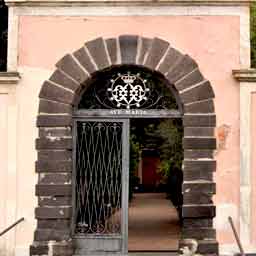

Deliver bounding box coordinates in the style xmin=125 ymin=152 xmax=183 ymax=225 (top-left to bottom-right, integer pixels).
xmin=78 ymin=66 xmax=179 ymax=110
xmin=107 ymin=72 xmax=150 ymax=109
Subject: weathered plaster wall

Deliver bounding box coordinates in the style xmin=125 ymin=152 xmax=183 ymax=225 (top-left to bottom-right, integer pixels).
xmin=4 ymin=14 xmax=242 ymax=255
xmin=0 ymin=94 xmax=9 ymax=256
xmin=0 ymin=82 xmax=20 ymax=256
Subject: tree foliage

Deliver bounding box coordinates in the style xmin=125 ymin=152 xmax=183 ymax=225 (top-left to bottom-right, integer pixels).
xmin=251 ymin=2 xmax=256 ymax=68
xmin=156 ymin=119 xmax=183 ymax=180
xmin=130 ymin=119 xmax=183 ymax=184
xmin=0 ymin=0 xmax=8 ymax=71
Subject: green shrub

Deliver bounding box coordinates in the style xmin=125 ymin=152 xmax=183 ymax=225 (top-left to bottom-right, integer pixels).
xmin=251 ymin=2 xmax=256 ymax=67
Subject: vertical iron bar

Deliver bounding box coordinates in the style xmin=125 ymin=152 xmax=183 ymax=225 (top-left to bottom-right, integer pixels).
xmin=122 ymin=118 xmax=129 ymax=254
xmin=72 ymin=120 xmax=78 ymax=235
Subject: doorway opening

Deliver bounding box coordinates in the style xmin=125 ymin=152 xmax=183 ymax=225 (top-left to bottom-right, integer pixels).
xmin=33 ymin=35 xmax=218 ymax=256
xmin=128 ymin=118 xmax=183 ymax=252
xmin=72 ymin=64 xmax=183 ymax=255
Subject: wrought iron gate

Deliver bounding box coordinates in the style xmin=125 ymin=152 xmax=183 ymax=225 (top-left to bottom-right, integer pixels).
xmin=73 ymin=119 xmax=129 ymax=255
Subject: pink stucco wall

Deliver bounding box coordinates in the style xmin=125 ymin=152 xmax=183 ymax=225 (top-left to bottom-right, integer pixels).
xmin=18 ymin=15 xmax=240 ymax=245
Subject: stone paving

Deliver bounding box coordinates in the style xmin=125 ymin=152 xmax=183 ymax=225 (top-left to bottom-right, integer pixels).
xmin=128 ymin=193 xmax=181 ymax=252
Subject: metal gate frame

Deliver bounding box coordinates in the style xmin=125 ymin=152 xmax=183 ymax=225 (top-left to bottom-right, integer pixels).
xmin=72 ymin=118 xmax=130 ymax=255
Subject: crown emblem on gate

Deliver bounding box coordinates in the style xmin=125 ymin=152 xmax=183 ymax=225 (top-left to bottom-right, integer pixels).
xmin=107 ymin=72 xmax=150 ymax=109
xmin=120 ymin=73 xmax=136 ymax=84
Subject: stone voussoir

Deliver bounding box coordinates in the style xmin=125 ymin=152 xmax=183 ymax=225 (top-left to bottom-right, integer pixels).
xmin=36 ymin=160 xmax=72 ymax=173
xmin=39 ymin=80 xmax=75 ymax=105
xmin=143 ymin=37 xmax=169 ymax=70
xmin=183 ymin=192 xmax=213 ymax=204
xmin=49 ymin=69 xmax=80 ymax=92
xmin=180 ymin=80 xmax=214 ymax=104
xmin=73 ymin=46 xmax=97 ymax=75
xmin=182 ymin=205 xmax=216 ymax=218
xmin=197 ymin=240 xmax=219 ymax=254
xmin=136 ymin=37 xmax=152 ymax=65
xmin=183 ymin=169 xmax=213 ymax=181
xmin=39 ymin=173 xmax=71 ymax=184
xmin=35 ymin=206 xmax=72 ymax=219
xmin=184 ymin=149 xmax=214 ymax=159
xmin=157 ymin=46 xmax=183 ymax=75
xmin=30 ymin=243 xmax=49 ymax=255
xmin=56 ymin=54 xmax=89 ymax=84
xmin=36 ymin=138 xmax=72 ymax=150
xmin=37 ymin=115 xmax=72 ymax=127
xmin=38 ymin=150 xmax=72 ymax=161
xmin=184 ymin=127 xmax=215 ymax=137
xmin=38 ymin=99 xmax=72 ymax=115
xmin=34 ymin=228 xmax=70 ymax=241
xmin=174 ymin=68 xmax=205 ymax=91
xmin=183 ymin=182 xmax=215 ymax=193
xmin=36 ymin=184 xmax=72 ymax=196
xmin=85 ymin=37 xmax=111 ymax=70
xmin=184 ymin=99 xmax=215 ymax=114
xmin=49 ymin=241 xmax=74 ymax=256
xmin=39 ymin=196 xmax=72 ymax=207
xmin=183 ymin=160 xmax=216 ymax=172
xmin=182 ymin=227 xmax=216 ymax=240
xmin=183 ymin=218 xmax=213 ymax=229
xmin=166 ymin=54 xmax=198 ymax=84
xmin=182 ymin=181 xmax=216 ymax=194
xmin=37 ymin=219 xmax=71 ymax=230
xmin=183 ymin=114 xmax=216 ymax=127
xmin=183 ymin=137 xmax=216 ymax=150
xmin=39 ymin=127 xmax=71 ymax=138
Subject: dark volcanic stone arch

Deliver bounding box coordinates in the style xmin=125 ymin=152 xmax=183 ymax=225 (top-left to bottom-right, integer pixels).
xmin=31 ymin=35 xmax=218 ymax=256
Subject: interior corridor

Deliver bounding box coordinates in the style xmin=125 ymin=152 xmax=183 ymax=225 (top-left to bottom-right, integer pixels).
xmin=128 ymin=193 xmax=181 ymax=252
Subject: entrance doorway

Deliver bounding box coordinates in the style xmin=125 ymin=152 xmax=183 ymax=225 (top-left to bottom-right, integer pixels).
xmin=128 ymin=118 xmax=183 ymax=252
xmin=72 ymin=65 xmax=183 ymax=255
xmin=33 ymin=35 xmax=218 ymax=256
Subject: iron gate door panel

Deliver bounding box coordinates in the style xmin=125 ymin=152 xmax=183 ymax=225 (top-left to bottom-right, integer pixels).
xmin=73 ymin=119 xmax=129 ymax=255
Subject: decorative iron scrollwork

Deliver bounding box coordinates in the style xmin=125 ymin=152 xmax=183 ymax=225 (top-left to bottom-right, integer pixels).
xmin=78 ymin=66 xmax=179 ymax=110
xmin=108 ymin=72 xmax=150 ymax=109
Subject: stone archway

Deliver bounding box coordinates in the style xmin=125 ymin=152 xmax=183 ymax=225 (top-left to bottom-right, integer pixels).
xmin=30 ymin=35 xmax=218 ymax=256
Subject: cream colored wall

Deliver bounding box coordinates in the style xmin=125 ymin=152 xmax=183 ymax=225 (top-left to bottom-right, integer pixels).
xmin=0 ymin=93 xmax=9 ymax=256
xmin=0 ymin=4 xmax=251 ymax=256
xmin=0 ymin=84 xmax=19 ymax=256
xmin=251 ymin=93 xmax=256 ymax=245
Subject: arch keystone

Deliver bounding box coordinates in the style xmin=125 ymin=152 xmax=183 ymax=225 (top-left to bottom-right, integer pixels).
xmin=119 ymin=35 xmax=138 ymax=64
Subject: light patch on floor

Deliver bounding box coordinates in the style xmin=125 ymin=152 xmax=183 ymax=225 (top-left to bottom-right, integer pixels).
xmin=128 ymin=193 xmax=180 ymax=251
